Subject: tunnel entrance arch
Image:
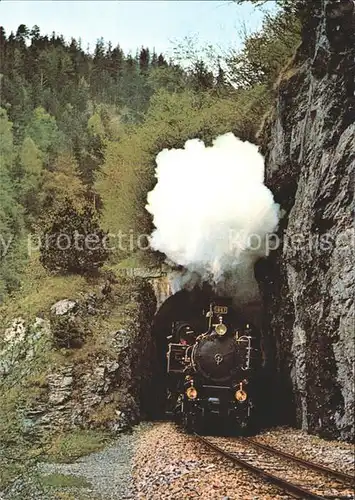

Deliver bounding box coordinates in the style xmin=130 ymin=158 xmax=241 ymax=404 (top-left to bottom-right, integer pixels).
xmin=145 ymin=275 xmax=296 ymax=428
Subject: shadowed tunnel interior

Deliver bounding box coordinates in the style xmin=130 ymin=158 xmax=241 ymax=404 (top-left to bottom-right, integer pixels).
xmin=143 ymin=279 xmax=297 ymax=427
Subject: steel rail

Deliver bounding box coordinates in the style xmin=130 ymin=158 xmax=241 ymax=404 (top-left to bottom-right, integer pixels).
xmin=194 ymin=433 xmax=327 ymax=500
xmin=242 ymin=437 xmax=355 ymax=486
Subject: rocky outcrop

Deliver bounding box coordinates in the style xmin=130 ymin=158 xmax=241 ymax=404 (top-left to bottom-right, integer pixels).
xmin=23 ymin=328 xmax=141 ymax=436
xmin=0 ymin=317 xmax=50 ymax=376
xmin=122 ymin=266 xmax=173 ymax=310
xmin=258 ymin=1 xmax=354 ymax=440
xmin=0 ymin=275 xmax=157 ymax=440
xmin=150 ymin=276 xmax=173 ymax=310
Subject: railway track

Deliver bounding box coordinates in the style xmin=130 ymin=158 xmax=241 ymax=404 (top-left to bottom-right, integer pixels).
xmin=195 ymin=433 xmax=354 ymax=499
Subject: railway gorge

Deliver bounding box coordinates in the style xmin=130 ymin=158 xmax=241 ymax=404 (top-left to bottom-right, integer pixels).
xmin=0 ymin=1 xmax=354 ymax=499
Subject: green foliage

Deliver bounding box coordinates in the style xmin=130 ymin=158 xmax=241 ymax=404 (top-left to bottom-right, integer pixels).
xmin=233 ymin=0 xmax=303 ymax=14
xmin=39 ymin=473 xmax=92 ymax=489
xmin=190 ymin=60 xmax=214 ymax=91
xmin=25 ymin=107 xmax=65 ymax=165
xmin=40 ymin=152 xmax=86 ymax=217
xmin=227 ymin=9 xmax=301 ymax=89
xmin=39 ymin=200 xmax=110 ymax=275
xmin=96 ymin=84 xmax=272 ymax=253
xmin=87 ymin=112 xmax=106 ymax=138
xmin=0 ymin=11 xmax=305 ymax=491
xmin=0 ymin=253 xmax=90 ymax=322
xmin=0 ymin=109 xmax=27 ymax=301
xmin=19 ymin=136 xmax=43 ymax=176
xmin=148 ymin=65 xmax=187 ymax=94
xmin=46 ymin=429 xmax=111 ymax=462
xmin=0 ymin=9 xmax=301 ymax=283
xmin=95 ymin=6 xmax=300 ymax=264
xmin=18 ymin=136 xmax=43 ymax=218
xmin=0 ymin=107 xmax=14 ymax=168
xmin=50 ymin=307 xmax=90 ymax=349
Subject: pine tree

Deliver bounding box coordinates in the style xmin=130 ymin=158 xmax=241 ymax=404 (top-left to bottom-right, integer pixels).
xmin=139 ymin=47 xmax=150 ymax=73
xmin=191 ymin=60 xmax=214 ymax=91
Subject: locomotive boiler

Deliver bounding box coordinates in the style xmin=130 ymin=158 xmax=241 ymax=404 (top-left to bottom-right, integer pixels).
xmin=166 ymin=298 xmax=261 ymax=433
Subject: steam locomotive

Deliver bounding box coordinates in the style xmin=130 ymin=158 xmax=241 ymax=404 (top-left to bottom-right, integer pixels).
xmin=166 ymin=298 xmax=261 ymax=434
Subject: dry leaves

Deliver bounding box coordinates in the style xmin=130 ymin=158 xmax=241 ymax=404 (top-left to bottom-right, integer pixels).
xmin=132 ymin=423 xmax=292 ymax=499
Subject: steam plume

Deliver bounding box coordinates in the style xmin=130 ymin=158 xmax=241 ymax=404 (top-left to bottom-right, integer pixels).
xmin=146 ymin=133 xmax=279 ymax=305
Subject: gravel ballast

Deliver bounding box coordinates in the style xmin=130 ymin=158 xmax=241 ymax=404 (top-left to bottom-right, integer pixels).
xmin=132 ymin=422 xmax=355 ymax=500
xmin=133 ymin=422 xmax=292 ymax=499
xmin=253 ymin=427 xmax=355 ymax=475
xmin=5 ymin=421 xmax=353 ymax=499
xmin=35 ymin=422 xmax=154 ymax=500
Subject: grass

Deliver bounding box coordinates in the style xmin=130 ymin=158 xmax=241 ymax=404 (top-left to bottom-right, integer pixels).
xmin=0 ymin=462 xmax=24 ymax=489
xmin=108 ymin=255 xmax=142 ymax=271
xmin=0 ymin=252 xmax=139 ymax=493
xmin=0 ymin=253 xmax=90 ymax=324
xmin=39 ymin=473 xmax=92 ymax=489
xmin=105 ymin=249 xmax=162 ymax=274
xmin=46 ymin=430 xmax=112 ymax=463
xmin=52 ymin=492 xmax=102 ymax=500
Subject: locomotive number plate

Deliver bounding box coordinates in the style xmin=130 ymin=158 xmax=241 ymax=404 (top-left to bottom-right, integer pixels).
xmin=213 ymin=306 xmax=228 ymax=314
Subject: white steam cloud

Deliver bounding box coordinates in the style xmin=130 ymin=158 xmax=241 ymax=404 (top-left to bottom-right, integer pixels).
xmin=146 ymin=133 xmax=279 ymax=305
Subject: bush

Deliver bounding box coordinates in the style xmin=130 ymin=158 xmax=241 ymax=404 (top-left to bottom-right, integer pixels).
xmin=40 ymin=199 xmax=110 ymax=275
xmin=50 ymin=312 xmax=88 ymax=349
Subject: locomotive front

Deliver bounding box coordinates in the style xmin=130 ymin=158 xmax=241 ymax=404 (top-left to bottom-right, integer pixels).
xmin=166 ymin=300 xmax=259 ymax=433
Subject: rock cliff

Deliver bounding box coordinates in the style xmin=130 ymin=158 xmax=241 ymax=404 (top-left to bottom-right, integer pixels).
xmin=0 ymin=275 xmax=157 ymax=444
xmin=258 ymin=0 xmax=354 ymax=440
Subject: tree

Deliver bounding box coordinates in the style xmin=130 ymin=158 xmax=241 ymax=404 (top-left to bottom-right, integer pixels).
xmin=190 ymin=60 xmax=214 ymax=91
xmin=227 ymin=7 xmax=301 ymax=88
xmin=139 ymin=47 xmax=150 ymax=73
xmin=40 ymin=199 xmax=110 ymax=275
xmin=148 ymin=65 xmax=187 ymax=94
xmin=0 ymin=108 xmax=14 ymax=169
xmin=109 ymin=44 xmax=124 ymax=81
xmin=18 ymin=136 xmax=43 ymax=220
xmin=15 ymin=24 xmax=29 ymax=45
xmin=233 ymin=0 xmax=303 ymax=15
xmin=0 ymin=27 xmax=6 ymax=69
xmin=25 ymin=107 xmax=64 ymax=165
xmin=40 ymin=152 xmax=86 ymax=217
xmin=87 ymin=112 xmax=106 ymax=138
xmin=0 ymin=165 xmax=26 ymax=300
xmin=215 ymin=64 xmax=230 ymax=95
xmin=157 ymin=54 xmax=167 ymax=67
xmin=30 ymin=25 xmax=41 ymax=43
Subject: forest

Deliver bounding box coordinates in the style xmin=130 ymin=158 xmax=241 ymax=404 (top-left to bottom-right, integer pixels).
xmin=0 ymin=3 xmax=301 ymax=301
xmin=1 ymin=1 xmax=354 ymax=494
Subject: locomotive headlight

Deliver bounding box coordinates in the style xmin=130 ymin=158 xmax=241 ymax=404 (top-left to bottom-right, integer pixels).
xmin=186 ymin=386 xmax=198 ymax=400
xmin=235 ymin=381 xmax=247 ymax=402
xmin=235 ymin=389 xmax=247 ymax=402
xmin=215 ymin=323 xmax=227 ymax=336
